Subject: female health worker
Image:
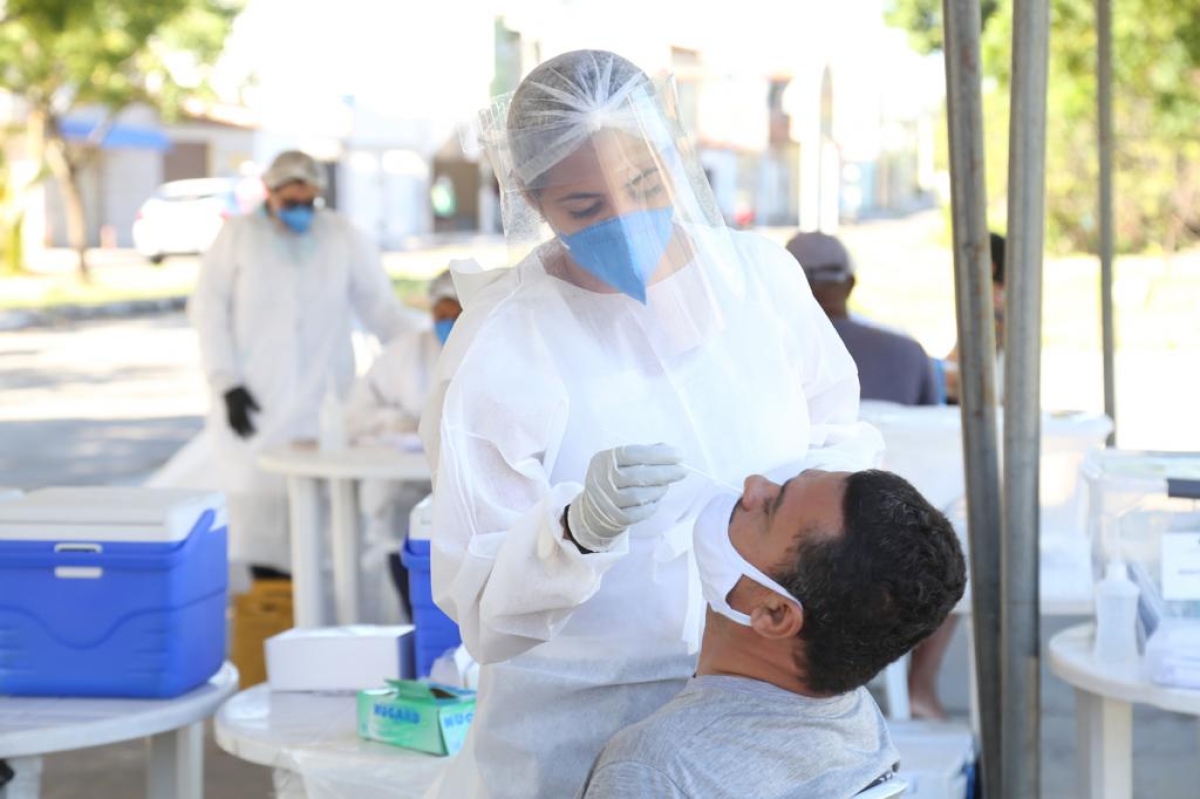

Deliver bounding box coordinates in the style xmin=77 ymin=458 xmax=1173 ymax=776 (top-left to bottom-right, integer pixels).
xmin=420 ymin=51 xmax=881 ymax=798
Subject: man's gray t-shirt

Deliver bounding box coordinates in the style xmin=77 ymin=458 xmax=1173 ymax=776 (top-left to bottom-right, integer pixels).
xmin=831 ymin=317 xmax=939 ymax=406
xmin=578 ymin=676 xmax=898 ymax=799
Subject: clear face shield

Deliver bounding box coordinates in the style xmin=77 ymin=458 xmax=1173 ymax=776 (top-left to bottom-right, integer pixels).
xmin=474 ymin=67 xmax=740 ymax=308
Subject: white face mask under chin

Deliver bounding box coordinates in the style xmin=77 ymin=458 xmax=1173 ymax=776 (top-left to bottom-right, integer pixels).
xmin=693 ymin=493 xmax=804 ymax=626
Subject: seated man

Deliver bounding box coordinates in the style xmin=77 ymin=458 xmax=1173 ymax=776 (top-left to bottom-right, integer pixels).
xmin=785 ymin=231 xmax=940 ymax=406
xmin=579 ymin=468 xmax=967 ymax=798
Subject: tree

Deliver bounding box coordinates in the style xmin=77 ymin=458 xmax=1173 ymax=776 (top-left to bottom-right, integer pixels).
xmin=0 ymin=0 xmax=241 ymax=280
xmin=885 ymin=0 xmax=1200 ymax=253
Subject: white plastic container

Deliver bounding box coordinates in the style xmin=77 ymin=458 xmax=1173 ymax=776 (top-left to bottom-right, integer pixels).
xmin=1083 ymin=451 xmax=1200 ymax=635
xmin=861 ymin=403 xmax=1111 ymax=610
xmin=1093 ymin=559 xmax=1141 ymax=668
xmin=409 ymin=494 xmax=434 ymax=542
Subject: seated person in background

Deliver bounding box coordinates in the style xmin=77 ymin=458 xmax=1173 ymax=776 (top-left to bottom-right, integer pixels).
xmin=343 ymin=270 xmax=462 ymax=622
xmin=787 ymin=230 xmax=956 ymax=718
xmin=786 ymin=231 xmax=940 ymax=406
xmin=579 ymin=468 xmax=967 ymax=799
xmin=942 ymin=231 xmax=1007 ymax=404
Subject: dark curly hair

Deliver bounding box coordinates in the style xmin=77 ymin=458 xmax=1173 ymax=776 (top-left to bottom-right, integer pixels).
xmin=776 ymin=470 xmax=967 ymax=696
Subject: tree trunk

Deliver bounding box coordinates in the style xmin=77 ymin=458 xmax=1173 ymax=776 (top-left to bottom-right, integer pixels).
xmin=42 ymin=121 xmax=90 ymax=283
xmin=60 ymin=166 xmax=89 ymax=282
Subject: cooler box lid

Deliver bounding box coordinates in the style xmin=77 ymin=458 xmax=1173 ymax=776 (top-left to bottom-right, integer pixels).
xmin=0 ymin=487 xmax=225 ymax=543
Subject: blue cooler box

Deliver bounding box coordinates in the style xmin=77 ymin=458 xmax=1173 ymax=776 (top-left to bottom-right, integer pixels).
xmin=400 ymin=536 xmax=462 ymax=678
xmin=0 ymin=488 xmax=228 ymax=698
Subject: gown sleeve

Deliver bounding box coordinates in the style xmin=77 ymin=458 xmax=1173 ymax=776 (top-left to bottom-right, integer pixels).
xmin=424 ymin=309 xmax=632 ymax=665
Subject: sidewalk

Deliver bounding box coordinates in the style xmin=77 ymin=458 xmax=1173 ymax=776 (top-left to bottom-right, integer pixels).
xmin=0 ymin=234 xmax=510 ymax=331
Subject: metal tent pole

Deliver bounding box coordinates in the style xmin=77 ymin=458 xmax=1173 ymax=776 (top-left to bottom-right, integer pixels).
xmin=941 ymin=1 xmax=1004 ymax=795
xmin=1098 ymin=0 xmax=1117 ymax=445
xmin=1002 ymin=0 xmax=1051 ymax=793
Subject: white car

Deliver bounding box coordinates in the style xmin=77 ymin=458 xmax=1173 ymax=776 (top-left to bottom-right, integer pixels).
xmin=132 ymin=178 xmax=261 ymax=263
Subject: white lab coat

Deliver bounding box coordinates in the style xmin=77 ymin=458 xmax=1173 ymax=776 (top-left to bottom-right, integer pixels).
xmin=345 ymin=328 xmax=442 ymax=441
xmin=420 ymin=229 xmax=882 ymax=798
xmin=189 ymin=208 xmax=413 ymax=571
xmin=344 ymin=328 xmax=442 ymax=622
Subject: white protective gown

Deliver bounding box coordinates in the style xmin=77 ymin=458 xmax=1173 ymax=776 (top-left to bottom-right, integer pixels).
xmin=344 ymin=328 xmax=442 ymax=622
xmin=345 ymin=328 xmax=442 ymax=440
xmin=420 ymin=229 xmax=882 ymax=799
xmin=189 ymin=208 xmax=414 ymax=571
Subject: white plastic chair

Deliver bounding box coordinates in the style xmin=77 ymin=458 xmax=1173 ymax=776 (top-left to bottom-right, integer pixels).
xmin=856 ymin=777 xmax=908 ymax=798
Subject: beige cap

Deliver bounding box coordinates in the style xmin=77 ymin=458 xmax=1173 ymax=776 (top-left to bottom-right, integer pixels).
xmin=262 ymin=150 xmax=326 ymax=191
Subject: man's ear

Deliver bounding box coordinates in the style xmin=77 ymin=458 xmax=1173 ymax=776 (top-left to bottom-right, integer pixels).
xmin=749 ymin=595 xmax=803 ymax=640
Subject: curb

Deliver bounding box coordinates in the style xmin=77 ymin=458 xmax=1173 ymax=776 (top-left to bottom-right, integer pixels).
xmin=0 ymin=296 xmax=189 ymax=332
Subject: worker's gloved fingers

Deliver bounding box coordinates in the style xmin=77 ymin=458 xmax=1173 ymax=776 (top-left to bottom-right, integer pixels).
xmin=614 ymin=443 xmax=683 ymax=468
xmin=618 ymin=500 xmax=662 ymax=526
xmin=244 ymin=391 xmax=261 ymax=412
xmin=613 ymin=463 xmax=688 ymax=489
xmin=612 ymin=483 xmax=670 ymax=510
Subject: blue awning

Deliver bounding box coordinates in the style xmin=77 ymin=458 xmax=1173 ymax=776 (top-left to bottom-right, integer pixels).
xmin=59 ymin=117 xmax=172 ymax=151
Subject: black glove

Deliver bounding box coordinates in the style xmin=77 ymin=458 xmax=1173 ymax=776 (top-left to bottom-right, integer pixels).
xmin=223 ymin=386 xmax=261 ymax=439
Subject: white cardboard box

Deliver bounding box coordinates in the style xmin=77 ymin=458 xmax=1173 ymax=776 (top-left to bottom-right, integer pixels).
xmin=266 ymin=625 xmax=415 ymax=692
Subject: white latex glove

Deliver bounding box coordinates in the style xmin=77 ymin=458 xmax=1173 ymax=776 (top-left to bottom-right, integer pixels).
xmin=566 ymin=443 xmax=687 ymax=553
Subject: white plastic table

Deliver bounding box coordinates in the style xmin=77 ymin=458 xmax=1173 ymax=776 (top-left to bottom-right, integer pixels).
xmin=214 ymin=684 xmax=447 ymax=799
xmin=1049 ymin=623 xmax=1200 ymax=799
xmin=258 ymin=444 xmax=431 ymax=628
xmin=0 ymin=663 xmax=238 ymax=799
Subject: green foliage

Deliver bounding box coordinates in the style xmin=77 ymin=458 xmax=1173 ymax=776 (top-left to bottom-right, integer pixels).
xmin=0 ymin=0 xmax=240 ymax=116
xmin=0 ymin=147 xmax=23 ymax=275
xmin=886 ymin=0 xmax=1200 ymax=253
xmin=0 ymin=0 xmax=241 ymax=278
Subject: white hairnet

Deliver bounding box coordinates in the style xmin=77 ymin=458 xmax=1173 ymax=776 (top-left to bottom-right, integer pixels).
xmin=472 ymin=50 xmax=724 ymax=266
xmin=428 ymin=270 xmax=458 ymax=303
xmin=263 ymin=150 xmax=326 ymax=191
xmin=485 ymin=51 xmax=672 ymax=187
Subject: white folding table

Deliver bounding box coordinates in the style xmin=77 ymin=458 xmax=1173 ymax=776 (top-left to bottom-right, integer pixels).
xmin=258 ymin=444 xmax=431 ymax=628
xmin=1049 ymin=623 xmax=1200 ymax=799
xmin=0 ymin=663 xmax=238 ymax=799
xmin=215 ymin=683 xmax=448 ymax=798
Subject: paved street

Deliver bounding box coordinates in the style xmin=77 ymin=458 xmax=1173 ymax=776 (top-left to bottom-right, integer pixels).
xmin=2 ymin=218 xmax=1199 ymax=795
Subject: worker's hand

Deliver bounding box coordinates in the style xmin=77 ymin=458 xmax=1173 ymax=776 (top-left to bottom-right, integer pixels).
xmin=566 ymin=444 xmax=687 ymax=553
xmin=223 ymin=386 xmax=261 ymax=439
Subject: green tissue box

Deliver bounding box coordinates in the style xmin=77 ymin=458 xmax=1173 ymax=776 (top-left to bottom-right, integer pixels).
xmin=357 ymin=680 xmax=476 ymax=756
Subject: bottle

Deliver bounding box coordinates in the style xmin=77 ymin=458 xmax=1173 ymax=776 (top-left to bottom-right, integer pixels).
xmin=1093 ymin=559 xmax=1141 ymax=670
xmin=318 ymin=380 xmax=347 ymax=452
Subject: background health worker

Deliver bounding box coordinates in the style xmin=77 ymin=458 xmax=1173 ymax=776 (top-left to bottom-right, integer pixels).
xmin=344 ymin=269 xmax=464 ymax=622
xmin=189 ymin=149 xmax=415 ymax=578
xmin=419 ymin=50 xmax=882 ymax=798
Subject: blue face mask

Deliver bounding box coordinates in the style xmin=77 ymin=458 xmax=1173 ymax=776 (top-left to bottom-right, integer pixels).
xmin=558 ymin=207 xmax=675 ymax=303
xmin=434 ymin=318 xmax=455 ymax=346
xmin=278 ymin=206 xmax=315 ymax=234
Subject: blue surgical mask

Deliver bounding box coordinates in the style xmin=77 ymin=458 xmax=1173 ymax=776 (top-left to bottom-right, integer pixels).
xmin=278 ymin=206 xmax=315 ymax=234
xmin=559 ymin=207 xmax=674 ymax=303
xmin=434 ymin=318 xmax=455 ymax=346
